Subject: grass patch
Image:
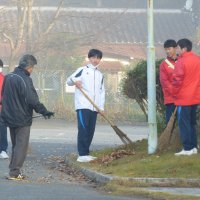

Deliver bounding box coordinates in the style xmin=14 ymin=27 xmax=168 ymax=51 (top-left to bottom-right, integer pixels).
xmin=67 ymin=140 xmax=200 ymax=199
xmin=78 ymin=139 xmax=200 ymax=179
xmin=100 ymin=181 xmax=200 ymax=200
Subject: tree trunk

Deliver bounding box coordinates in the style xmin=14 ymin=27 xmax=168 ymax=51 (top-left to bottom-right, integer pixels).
xmin=26 ymin=0 xmax=33 ymax=52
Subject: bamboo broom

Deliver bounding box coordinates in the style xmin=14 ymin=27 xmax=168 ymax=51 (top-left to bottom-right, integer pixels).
xmin=158 ymin=107 xmax=177 ymax=151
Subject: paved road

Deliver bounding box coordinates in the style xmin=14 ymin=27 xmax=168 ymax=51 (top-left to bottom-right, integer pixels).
xmin=30 ymin=118 xmax=148 ymax=145
xmin=0 ymin=119 xmax=150 ymax=200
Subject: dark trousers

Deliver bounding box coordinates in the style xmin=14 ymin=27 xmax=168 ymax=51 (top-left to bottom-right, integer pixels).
xmin=77 ymin=109 xmax=97 ymax=156
xmin=177 ymin=105 xmax=197 ymax=151
xmin=9 ymin=126 xmax=30 ymax=177
xmin=165 ymin=103 xmax=176 ymax=124
xmin=0 ymin=120 xmax=8 ymax=152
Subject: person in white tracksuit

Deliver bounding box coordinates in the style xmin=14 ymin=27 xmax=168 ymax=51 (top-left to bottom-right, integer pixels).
xmin=67 ymin=49 xmax=105 ymax=162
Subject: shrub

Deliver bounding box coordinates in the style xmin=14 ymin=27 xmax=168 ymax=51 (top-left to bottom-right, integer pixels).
xmin=121 ymin=59 xmax=165 ymax=131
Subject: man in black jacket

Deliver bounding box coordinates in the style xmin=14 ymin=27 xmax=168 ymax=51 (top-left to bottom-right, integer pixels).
xmin=1 ymin=54 xmax=54 ymax=180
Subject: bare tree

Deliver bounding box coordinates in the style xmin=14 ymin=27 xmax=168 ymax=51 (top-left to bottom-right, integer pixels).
xmin=31 ymin=0 xmax=64 ymax=54
xmin=2 ymin=0 xmax=27 ymax=70
xmin=0 ymin=0 xmax=64 ymax=70
xmin=26 ymin=0 xmax=33 ymax=52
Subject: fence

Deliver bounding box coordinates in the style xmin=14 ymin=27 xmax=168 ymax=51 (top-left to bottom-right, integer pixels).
xmin=29 ymin=68 xmax=146 ymax=124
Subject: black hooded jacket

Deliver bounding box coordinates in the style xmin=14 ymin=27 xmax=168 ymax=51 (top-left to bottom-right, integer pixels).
xmin=1 ymin=67 xmax=48 ymax=127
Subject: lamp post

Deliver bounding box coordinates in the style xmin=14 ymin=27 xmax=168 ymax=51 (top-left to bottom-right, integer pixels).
xmin=147 ymin=0 xmax=157 ymax=154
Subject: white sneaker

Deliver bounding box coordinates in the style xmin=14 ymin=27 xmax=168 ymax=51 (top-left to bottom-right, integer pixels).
xmin=0 ymin=151 xmax=9 ymax=159
xmin=192 ymin=148 xmax=198 ymax=154
xmin=77 ymin=156 xmax=94 ymax=162
xmin=175 ymin=149 xmax=195 ymax=156
xmin=88 ymin=155 xmax=97 ymax=160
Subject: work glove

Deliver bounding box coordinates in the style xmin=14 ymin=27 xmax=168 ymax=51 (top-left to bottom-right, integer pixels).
xmin=42 ymin=111 xmax=54 ymax=119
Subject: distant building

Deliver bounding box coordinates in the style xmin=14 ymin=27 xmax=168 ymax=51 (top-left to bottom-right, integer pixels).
xmin=0 ymin=5 xmax=198 ymax=63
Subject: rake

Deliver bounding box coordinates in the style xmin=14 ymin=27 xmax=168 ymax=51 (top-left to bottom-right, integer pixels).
xmin=77 ymin=86 xmax=133 ymax=145
xmin=158 ymin=106 xmax=177 ymax=151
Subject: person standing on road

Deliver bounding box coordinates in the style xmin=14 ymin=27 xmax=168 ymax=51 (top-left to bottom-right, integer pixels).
xmin=0 ymin=59 xmax=9 ymax=159
xmin=173 ymin=38 xmax=200 ymax=156
xmin=67 ymin=49 xmax=105 ymax=162
xmin=1 ymin=54 xmax=54 ymax=180
xmin=159 ymin=39 xmax=178 ymax=124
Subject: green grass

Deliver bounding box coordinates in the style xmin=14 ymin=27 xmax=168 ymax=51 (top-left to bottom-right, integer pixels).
xmin=100 ymin=181 xmax=200 ymax=200
xmin=78 ymin=139 xmax=200 ymax=179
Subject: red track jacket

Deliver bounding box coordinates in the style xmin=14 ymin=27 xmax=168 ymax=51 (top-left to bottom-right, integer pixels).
xmin=172 ymin=51 xmax=200 ymax=106
xmin=159 ymin=57 xmax=177 ymax=105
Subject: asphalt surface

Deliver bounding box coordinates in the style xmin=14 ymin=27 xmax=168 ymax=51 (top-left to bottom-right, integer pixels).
xmin=0 ymin=119 xmax=150 ymax=200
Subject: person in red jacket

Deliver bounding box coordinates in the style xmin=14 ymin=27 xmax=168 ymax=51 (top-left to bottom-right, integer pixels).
xmin=0 ymin=59 xmax=9 ymax=159
xmin=173 ymin=38 xmax=200 ymax=156
xmin=159 ymin=39 xmax=177 ymax=124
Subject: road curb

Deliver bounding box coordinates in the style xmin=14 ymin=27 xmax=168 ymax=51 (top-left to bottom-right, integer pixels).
xmin=64 ymin=155 xmax=200 ymax=187
xmin=65 ymin=156 xmax=114 ymax=183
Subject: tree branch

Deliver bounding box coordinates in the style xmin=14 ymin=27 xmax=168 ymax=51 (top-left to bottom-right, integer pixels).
xmin=15 ymin=1 xmax=27 ymax=52
xmin=2 ymin=32 xmax=14 ymax=50
xmin=42 ymin=0 xmax=64 ymax=36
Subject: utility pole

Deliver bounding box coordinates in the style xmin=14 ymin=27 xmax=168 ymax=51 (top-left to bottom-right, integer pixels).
xmin=147 ymin=0 xmax=157 ymax=154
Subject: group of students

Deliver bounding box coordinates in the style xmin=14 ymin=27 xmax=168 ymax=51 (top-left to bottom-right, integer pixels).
xmin=1 ymin=42 xmax=199 ymax=180
xmin=160 ymin=38 xmax=200 ymax=156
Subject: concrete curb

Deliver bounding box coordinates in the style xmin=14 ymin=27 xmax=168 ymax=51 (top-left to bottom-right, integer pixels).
xmin=65 ymin=156 xmax=200 ymax=187
xmin=65 ymin=156 xmax=114 ymax=183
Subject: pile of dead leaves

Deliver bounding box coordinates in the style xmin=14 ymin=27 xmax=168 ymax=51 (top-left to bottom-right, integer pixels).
xmin=99 ymin=149 xmax=135 ymax=165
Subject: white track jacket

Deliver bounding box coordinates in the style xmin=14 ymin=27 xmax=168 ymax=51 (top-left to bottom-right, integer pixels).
xmin=67 ymin=64 xmax=105 ymax=111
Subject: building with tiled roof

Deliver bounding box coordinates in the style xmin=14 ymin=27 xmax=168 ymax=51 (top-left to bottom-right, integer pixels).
xmin=0 ymin=0 xmax=199 ymax=66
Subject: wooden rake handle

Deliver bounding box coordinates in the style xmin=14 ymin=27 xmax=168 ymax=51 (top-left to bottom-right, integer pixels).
xmin=77 ymin=86 xmax=115 ymax=127
xmin=71 ymin=80 xmax=132 ymax=145
xmin=173 ymin=106 xmax=177 ymax=116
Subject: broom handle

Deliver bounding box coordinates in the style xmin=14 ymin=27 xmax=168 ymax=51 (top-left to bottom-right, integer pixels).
xmin=173 ymin=106 xmax=177 ymax=116
xmin=77 ymin=86 xmax=115 ymax=127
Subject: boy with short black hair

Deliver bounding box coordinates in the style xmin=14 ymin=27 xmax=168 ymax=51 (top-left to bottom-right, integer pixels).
xmin=159 ymin=39 xmax=177 ymax=124
xmin=67 ymin=49 xmax=105 ymax=162
xmin=173 ymin=38 xmax=200 ymax=156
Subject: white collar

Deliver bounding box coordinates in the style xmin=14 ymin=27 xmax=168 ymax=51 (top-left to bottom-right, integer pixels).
xmin=87 ymin=63 xmax=98 ymax=69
